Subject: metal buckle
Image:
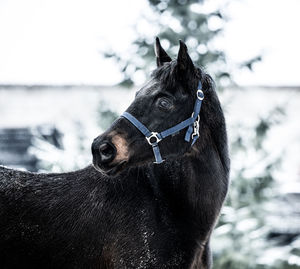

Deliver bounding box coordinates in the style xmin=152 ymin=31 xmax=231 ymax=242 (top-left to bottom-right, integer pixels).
xmin=196 ymin=89 xmax=204 ymax=100
xmin=191 ymin=115 xmax=200 ymax=139
xmin=146 ymin=132 xmax=161 ymax=146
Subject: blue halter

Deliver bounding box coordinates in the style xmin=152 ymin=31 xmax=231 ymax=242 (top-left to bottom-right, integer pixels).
xmin=121 ymin=81 xmax=204 ymax=164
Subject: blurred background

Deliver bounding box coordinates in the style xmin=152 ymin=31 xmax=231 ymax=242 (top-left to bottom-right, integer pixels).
xmin=0 ymin=0 xmax=300 ymax=267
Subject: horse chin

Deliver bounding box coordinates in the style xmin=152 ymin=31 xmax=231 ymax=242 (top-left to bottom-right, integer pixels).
xmin=93 ymin=161 xmax=128 ymax=177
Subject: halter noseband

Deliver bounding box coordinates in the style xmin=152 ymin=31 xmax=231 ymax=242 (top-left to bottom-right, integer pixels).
xmin=121 ymin=81 xmax=204 ymax=164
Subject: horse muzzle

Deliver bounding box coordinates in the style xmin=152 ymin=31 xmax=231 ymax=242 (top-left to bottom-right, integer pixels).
xmin=91 ymin=136 xmax=128 ymax=176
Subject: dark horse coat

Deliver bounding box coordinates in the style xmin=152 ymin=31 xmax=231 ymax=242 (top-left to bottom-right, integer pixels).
xmin=0 ymin=38 xmax=229 ymax=269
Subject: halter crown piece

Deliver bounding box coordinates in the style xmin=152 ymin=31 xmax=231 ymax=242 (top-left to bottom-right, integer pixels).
xmin=121 ymin=81 xmax=204 ymax=164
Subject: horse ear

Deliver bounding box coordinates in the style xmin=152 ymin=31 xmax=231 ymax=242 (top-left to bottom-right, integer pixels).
xmin=154 ymin=37 xmax=172 ymax=67
xmin=176 ymin=40 xmax=195 ymax=72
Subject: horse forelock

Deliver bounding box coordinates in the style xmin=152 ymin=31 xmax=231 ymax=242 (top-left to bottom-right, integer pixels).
xmin=151 ymin=61 xmax=211 ymax=96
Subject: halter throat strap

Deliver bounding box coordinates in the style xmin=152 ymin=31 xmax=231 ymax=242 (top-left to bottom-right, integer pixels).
xmin=121 ymin=81 xmax=204 ymax=164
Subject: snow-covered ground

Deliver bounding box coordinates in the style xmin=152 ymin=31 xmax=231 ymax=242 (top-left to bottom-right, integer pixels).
xmin=0 ymin=86 xmax=299 ymax=191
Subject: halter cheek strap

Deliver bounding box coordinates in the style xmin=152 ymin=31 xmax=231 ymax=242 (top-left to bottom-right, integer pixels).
xmin=121 ymin=81 xmax=204 ymax=164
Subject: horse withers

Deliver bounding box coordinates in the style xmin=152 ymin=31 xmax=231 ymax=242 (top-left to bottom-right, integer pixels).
xmin=0 ymin=38 xmax=229 ymax=269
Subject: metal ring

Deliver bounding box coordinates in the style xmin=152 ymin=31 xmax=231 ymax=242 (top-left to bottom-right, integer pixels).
xmin=192 ymin=133 xmax=198 ymax=139
xmin=146 ymin=132 xmax=161 ymax=146
xmin=197 ymin=89 xmax=204 ymax=100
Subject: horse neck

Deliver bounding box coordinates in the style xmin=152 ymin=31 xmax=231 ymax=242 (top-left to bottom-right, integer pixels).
xmin=145 ymin=120 xmax=229 ymax=233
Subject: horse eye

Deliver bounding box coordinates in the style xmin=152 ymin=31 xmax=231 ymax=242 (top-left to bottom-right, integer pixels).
xmin=158 ymin=98 xmax=172 ymax=110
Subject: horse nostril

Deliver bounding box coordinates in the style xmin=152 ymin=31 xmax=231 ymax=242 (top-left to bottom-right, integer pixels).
xmin=99 ymin=142 xmax=116 ymax=164
xmin=99 ymin=143 xmax=113 ymax=156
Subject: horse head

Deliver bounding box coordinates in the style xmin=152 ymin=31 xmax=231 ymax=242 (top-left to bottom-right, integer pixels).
xmin=92 ymin=38 xmax=213 ymax=176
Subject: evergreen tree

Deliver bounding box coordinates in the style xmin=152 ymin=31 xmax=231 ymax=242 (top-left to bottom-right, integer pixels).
xmin=104 ymin=0 xmax=231 ymax=87
xmin=211 ymin=107 xmax=299 ymax=269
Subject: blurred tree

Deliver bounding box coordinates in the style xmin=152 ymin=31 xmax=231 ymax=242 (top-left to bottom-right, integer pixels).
xmin=97 ymin=100 xmax=119 ymax=130
xmin=213 ymin=107 xmax=300 ymax=269
xmin=104 ymin=0 xmax=232 ymax=87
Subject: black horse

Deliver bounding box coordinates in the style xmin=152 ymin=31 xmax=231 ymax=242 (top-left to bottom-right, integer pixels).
xmin=0 ymin=38 xmax=229 ymax=269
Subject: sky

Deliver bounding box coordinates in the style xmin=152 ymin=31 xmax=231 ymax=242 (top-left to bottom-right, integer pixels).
xmin=0 ymin=0 xmax=299 ymax=86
